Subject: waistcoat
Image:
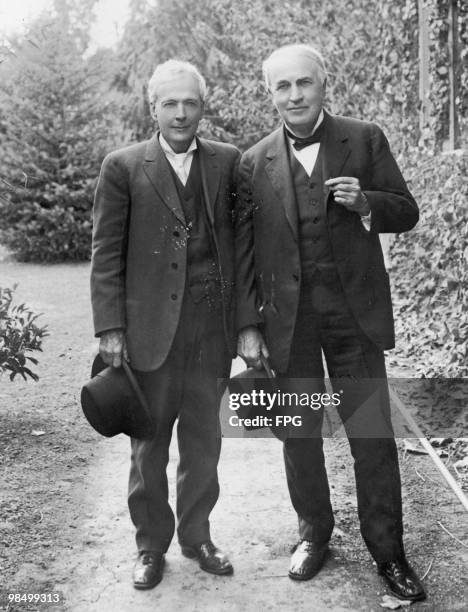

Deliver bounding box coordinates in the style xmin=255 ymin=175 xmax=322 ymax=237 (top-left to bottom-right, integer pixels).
xmin=290 ymin=148 xmax=337 ymax=285
xmin=169 ymin=153 xmax=220 ymax=303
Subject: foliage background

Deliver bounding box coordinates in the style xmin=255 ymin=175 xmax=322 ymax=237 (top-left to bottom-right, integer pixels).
xmin=389 ymin=150 xmax=468 ymax=378
xmin=0 ymin=0 xmax=466 ymax=377
xmin=116 ymin=0 xmax=422 ymax=151
xmin=0 ymin=1 xmax=123 ymax=261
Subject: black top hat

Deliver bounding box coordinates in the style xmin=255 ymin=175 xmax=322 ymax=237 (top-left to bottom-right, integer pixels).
xmin=81 ymin=355 xmax=156 ymax=439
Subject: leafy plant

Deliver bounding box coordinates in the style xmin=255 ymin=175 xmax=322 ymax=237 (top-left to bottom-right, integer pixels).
xmin=0 ymin=287 xmax=48 ymax=381
xmin=389 ymin=149 xmax=467 ymax=378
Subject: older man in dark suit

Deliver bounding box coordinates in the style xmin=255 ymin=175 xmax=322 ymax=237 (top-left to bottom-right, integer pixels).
xmin=235 ymin=44 xmax=425 ymax=601
xmin=91 ymin=60 xmax=239 ymax=589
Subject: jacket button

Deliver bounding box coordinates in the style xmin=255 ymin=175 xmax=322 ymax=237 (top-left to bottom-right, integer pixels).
xmin=173 ymin=230 xmax=180 ymax=237
xmin=310 ymin=200 xmax=318 ymax=206
xmin=292 ymin=273 xmax=299 ymax=282
xmin=313 ymin=217 xmax=319 ymax=224
xmin=171 ymin=294 xmax=178 ymax=300
xmin=171 ymin=262 xmax=178 ymax=269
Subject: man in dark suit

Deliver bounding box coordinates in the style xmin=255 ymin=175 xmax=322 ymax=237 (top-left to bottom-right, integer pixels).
xmin=91 ymin=60 xmax=239 ymax=589
xmin=235 ymin=44 xmax=425 ymax=601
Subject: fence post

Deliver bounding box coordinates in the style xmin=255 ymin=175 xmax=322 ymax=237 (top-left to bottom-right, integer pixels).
xmin=418 ymin=0 xmax=431 ymax=138
xmin=448 ymin=0 xmax=460 ymax=149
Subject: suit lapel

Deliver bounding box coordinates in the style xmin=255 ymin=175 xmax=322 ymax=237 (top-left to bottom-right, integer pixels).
xmin=321 ymin=112 xmax=355 ymax=260
xmin=265 ymin=128 xmax=298 ymax=242
xmin=142 ymin=135 xmax=185 ymax=225
xmin=198 ymin=138 xmax=220 ymax=226
xmin=321 ymin=111 xmax=351 ymax=203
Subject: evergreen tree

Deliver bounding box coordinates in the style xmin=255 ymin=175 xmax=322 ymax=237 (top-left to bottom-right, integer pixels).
xmin=0 ymin=0 xmax=120 ymax=262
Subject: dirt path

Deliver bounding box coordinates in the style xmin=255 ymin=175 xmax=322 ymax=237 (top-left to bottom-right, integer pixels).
xmin=1 ymin=259 xmax=467 ymax=611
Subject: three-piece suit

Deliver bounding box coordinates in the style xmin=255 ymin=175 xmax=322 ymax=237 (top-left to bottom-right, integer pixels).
xmin=235 ymin=110 xmax=419 ymax=562
xmin=91 ymin=134 xmax=239 ymax=552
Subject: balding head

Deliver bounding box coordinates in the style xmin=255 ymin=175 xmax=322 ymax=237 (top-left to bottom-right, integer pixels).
xmin=262 ymin=44 xmax=327 ymax=137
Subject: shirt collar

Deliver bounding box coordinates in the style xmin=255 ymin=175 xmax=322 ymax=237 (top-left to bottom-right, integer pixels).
xmin=285 ymin=109 xmax=324 ymax=144
xmin=159 ymin=133 xmax=197 ymax=157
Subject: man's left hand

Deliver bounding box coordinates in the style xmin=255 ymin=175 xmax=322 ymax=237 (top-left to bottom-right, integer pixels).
xmin=325 ymin=177 xmax=370 ymax=216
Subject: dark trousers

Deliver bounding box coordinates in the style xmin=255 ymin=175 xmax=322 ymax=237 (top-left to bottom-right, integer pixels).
xmin=128 ymin=289 xmax=230 ymax=553
xmin=281 ymin=268 xmax=404 ymax=563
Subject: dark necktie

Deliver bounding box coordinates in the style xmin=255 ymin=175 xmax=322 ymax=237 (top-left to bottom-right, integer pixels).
xmin=286 ymin=122 xmax=324 ymax=150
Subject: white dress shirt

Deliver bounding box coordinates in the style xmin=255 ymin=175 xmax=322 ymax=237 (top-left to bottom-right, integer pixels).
xmin=286 ymin=109 xmax=324 ymax=177
xmin=159 ymin=133 xmax=197 ymax=186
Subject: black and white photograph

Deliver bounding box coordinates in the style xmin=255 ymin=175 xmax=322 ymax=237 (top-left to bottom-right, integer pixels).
xmin=0 ymin=1 xmax=467 ymax=610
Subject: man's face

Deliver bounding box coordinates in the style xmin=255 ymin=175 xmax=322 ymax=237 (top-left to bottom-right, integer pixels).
xmin=152 ymin=72 xmax=204 ymax=153
xmin=268 ymin=53 xmax=325 ymax=137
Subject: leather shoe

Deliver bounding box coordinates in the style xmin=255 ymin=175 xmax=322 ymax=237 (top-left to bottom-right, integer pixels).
xmin=378 ymin=559 xmax=426 ymax=601
xmin=289 ymin=540 xmax=329 ymax=581
xmin=181 ymin=540 xmax=233 ymax=575
xmin=132 ymin=550 xmax=164 ymax=590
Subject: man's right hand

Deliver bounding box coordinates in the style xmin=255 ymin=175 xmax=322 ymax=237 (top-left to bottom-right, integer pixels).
xmin=99 ymin=329 xmax=128 ymax=368
xmin=237 ymin=326 xmax=269 ymax=370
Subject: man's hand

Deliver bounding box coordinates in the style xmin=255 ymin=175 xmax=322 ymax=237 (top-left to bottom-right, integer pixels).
xmin=99 ymin=329 xmax=128 ymax=368
xmin=237 ymin=326 xmax=269 ymax=370
xmin=325 ymin=177 xmax=370 ymax=216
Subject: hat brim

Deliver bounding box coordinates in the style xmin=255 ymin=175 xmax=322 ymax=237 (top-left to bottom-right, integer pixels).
xmin=81 ymin=356 xmax=156 ymax=439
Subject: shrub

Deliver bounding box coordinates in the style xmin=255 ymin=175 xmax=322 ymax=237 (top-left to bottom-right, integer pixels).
xmin=389 ymin=149 xmax=467 ymax=378
xmin=0 ymin=286 xmax=48 ymax=381
xmin=0 ymin=195 xmax=93 ymax=263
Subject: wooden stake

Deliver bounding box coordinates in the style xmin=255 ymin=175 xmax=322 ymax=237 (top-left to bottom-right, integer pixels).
xmin=418 ymin=0 xmax=431 ymax=137
xmin=448 ymin=0 xmax=460 ymax=149
xmin=389 ymin=386 xmax=468 ymax=513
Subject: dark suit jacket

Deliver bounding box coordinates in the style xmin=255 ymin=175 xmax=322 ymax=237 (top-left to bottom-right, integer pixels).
xmin=235 ymin=111 xmax=418 ymax=373
xmin=91 ymin=134 xmax=240 ymax=372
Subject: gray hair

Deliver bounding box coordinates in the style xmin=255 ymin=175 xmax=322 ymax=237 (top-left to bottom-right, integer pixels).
xmin=262 ymin=44 xmax=327 ymax=90
xmin=148 ymin=59 xmax=207 ymax=105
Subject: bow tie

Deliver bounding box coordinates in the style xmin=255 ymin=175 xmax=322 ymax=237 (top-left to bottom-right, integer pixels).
xmin=287 ymin=123 xmax=324 ymax=150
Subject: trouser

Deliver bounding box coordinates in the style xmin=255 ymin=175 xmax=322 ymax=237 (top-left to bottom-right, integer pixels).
xmin=128 ymin=289 xmax=230 ymax=553
xmin=280 ymin=268 xmax=404 ymax=564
